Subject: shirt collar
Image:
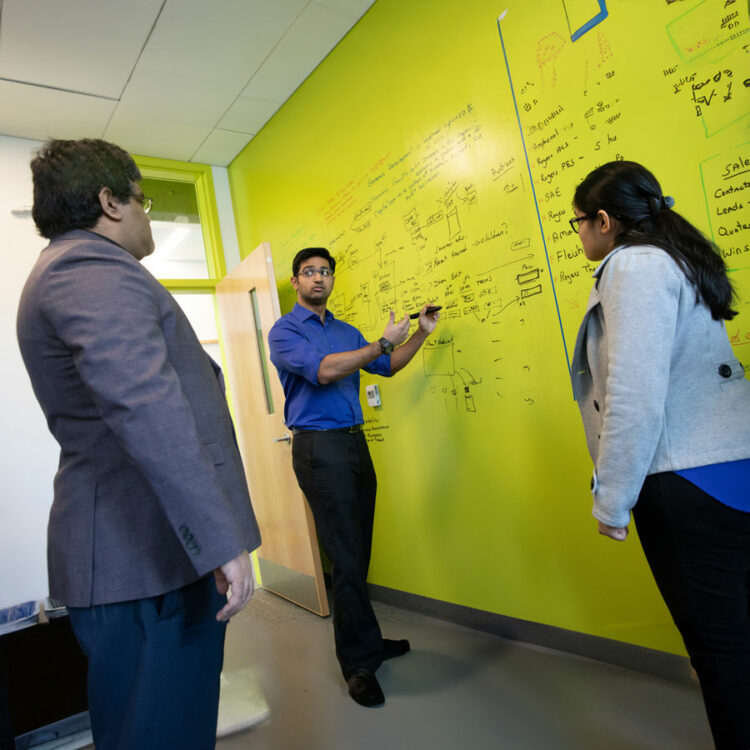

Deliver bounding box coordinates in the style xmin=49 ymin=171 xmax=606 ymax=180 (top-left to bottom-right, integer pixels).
xmin=291 ymin=302 xmax=335 ymax=323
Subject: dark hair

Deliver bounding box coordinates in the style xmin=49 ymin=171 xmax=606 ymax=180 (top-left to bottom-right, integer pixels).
xmin=31 ymin=139 xmax=141 ymax=239
xmin=292 ymin=247 xmax=336 ymax=276
xmin=573 ymin=161 xmax=736 ymax=321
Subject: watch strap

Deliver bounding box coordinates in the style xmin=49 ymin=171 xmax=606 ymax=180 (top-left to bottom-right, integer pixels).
xmin=378 ymin=337 xmax=395 ymax=355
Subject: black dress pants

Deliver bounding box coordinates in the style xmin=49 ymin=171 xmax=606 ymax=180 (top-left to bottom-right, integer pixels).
xmin=292 ymin=430 xmax=383 ymax=678
xmin=0 ymin=641 xmax=14 ymax=750
xmin=633 ymin=472 xmax=750 ymax=750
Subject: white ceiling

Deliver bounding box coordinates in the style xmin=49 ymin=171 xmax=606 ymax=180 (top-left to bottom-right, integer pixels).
xmin=0 ymin=0 xmax=374 ymax=166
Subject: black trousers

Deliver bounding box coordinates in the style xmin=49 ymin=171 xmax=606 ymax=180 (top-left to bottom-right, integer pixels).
xmin=67 ymin=575 xmax=227 ymax=750
xmin=633 ymin=472 xmax=750 ymax=750
xmin=292 ymin=430 xmax=384 ymax=678
xmin=0 ymin=641 xmax=14 ymax=750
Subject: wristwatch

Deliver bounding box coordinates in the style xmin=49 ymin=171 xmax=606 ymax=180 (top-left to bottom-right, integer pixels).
xmin=378 ymin=337 xmax=395 ymax=355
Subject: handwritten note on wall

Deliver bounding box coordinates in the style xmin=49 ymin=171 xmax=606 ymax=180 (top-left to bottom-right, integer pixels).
xmin=268 ymin=0 xmax=749 ymax=447
xmin=499 ymin=0 xmax=750 ymax=365
xmin=276 ymin=101 xmax=553 ymax=430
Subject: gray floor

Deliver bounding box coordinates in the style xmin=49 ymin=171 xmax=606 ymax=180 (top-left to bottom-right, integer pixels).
xmin=217 ymin=590 xmax=713 ymax=750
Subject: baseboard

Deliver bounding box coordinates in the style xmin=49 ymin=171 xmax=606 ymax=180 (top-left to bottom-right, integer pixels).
xmin=367 ymin=583 xmax=692 ymax=685
xmin=15 ymin=711 xmax=91 ymax=750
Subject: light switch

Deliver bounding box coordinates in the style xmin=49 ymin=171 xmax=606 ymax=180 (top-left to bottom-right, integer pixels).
xmin=365 ymin=384 xmax=381 ymax=407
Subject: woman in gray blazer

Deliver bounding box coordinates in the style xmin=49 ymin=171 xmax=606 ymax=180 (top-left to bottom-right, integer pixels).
xmin=570 ymin=161 xmax=750 ymax=750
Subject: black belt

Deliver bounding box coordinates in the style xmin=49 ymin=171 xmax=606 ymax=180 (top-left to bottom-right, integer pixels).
xmin=292 ymin=424 xmax=363 ymax=436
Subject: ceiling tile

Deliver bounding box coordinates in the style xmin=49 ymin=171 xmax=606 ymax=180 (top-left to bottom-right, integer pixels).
xmin=117 ymin=0 xmax=308 ymax=121
xmin=237 ymin=2 xmax=362 ymax=102
xmin=191 ymin=129 xmax=253 ymax=166
xmin=0 ymin=0 xmax=163 ymax=99
xmin=314 ymin=0 xmax=376 ymax=17
xmin=0 ymin=80 xmax=115 ymax=142
xmin=0 ymin=0 xmax=375 ymax=159
xmin=108 ymin=75 xmax=225 ymax=129
xmin=219 ymin=97 xmax=280 ymax=134
xmin=105 ymin=0 xmax=309 ymax=160
xmin=105 ymin=115 xmax=212 ymax=162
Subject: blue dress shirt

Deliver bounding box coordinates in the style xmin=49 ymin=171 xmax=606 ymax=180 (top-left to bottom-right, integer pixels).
xmin=676 ymin=459 xmax=750 ymax=513
xmin=268 ymin=303 xmax=392 ymax=430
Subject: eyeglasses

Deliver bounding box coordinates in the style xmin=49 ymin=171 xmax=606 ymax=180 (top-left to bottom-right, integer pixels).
xmin=568 ymin=213 xmax=596 ymax=232
xmin=297 ymin=267 xmax=332 ymax=278
xmin=133 ymin=194 xmax=153 ymax=214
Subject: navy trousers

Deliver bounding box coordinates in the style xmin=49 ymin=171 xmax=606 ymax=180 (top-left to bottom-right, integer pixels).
xmin=634 ymin=472 xmax=750 ymax=750
xmin=68 ymin=575 xmax=227 ymax=750
xmin=292 ymin=430 xmax=384 ymax=678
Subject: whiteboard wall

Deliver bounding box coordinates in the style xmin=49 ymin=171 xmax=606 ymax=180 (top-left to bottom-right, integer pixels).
xmin=228 ymin=0 xmax=749 ymax=655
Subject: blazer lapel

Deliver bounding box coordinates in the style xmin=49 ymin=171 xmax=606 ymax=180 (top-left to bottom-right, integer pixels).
xmin=570 ymin=283 xmax=601 ymax=401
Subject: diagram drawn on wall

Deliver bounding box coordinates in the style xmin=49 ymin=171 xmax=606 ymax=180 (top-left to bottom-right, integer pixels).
xmin=423 ymin=336 xmax=482 ymax=412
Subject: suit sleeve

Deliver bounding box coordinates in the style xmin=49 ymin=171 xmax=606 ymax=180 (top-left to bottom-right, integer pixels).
xmin=592 ymin=250 xmax=682 ymax=528
xmin=45 ymin=251 xmax=247 ymax=575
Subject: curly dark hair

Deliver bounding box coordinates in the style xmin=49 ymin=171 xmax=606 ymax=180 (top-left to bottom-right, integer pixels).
xmin=292 ymin=247 xmax=336 ymax=276
xmin=574 ymin=160 xmax=736 ymax=321
xmin=31 ymin=139 xmax=141 ymax=239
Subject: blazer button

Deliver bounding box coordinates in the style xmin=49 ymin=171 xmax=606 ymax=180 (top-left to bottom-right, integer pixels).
xmin=593 ymin=400 xmax=600 ymax=411
xmin=718 ymin=364 xmax=732 ymax=378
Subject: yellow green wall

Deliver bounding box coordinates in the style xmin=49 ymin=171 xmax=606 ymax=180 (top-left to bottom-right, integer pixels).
xmin=227 ymin=0 xmax=750 ymax=655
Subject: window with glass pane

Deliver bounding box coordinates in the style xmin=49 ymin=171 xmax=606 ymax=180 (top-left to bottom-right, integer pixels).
xmin=139 ymin=178 xmax=209 ymax=279
xmin=171 ymin=293 xmax=221 ymax=364
xmin=250 ymin=288 xmax=275 ymax=415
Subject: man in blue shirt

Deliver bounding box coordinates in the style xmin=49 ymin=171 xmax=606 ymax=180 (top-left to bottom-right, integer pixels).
xmin=269 ymin=247 xmax=439 ymax=707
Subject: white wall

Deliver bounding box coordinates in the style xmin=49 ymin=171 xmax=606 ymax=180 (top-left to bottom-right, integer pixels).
xmin=0 ymin=134 xmax=58 ymax=610
xmin=0 ymin=137 xmax=241 ymax=611
xmin=212 ymin=166 xmax=241 ymax=272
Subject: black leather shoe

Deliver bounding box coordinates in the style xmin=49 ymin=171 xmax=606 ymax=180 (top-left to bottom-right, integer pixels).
xmin=347 ymin=669 xmax=385 ymax=707
xmin=382 ymin=638 xmax=410 ymax=660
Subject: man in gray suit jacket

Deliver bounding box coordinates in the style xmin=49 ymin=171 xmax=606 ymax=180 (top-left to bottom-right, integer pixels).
xmin=16 ymin=139 xmax=261 ymax=750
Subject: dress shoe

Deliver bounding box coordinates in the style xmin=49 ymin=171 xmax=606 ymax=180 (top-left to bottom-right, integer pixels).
xmin=347 ymin=669 xmax=385 ymax=707
xmin=382 ymin=638 xmax=410 ymax=660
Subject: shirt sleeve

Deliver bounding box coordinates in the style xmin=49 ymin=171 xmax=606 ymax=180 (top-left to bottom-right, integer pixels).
xmin=591 ymin=249 xmax=682 ymax=528
xmin=356 ymin=329 xmax=393 ymax=377
xmin=268 ymin=318 xmax=326 ymax=385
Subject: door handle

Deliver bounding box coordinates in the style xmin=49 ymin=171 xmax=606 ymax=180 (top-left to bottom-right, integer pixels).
xmin=273 ymin=434 xmax=292 ymax=443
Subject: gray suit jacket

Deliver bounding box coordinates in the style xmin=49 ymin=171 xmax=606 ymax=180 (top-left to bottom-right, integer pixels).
xmin=571 ymin=244 xmax=750 ymax=528
xmin=17 ymin=230 xmax=261 ymax=606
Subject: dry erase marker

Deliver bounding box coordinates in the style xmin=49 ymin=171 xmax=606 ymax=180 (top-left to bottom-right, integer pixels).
xmin=409 ymin=305 xmax=442 ymax=319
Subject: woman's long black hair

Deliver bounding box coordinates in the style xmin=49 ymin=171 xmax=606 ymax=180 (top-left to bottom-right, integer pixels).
xmin=573 ymin=160 xmax=736 ymax=321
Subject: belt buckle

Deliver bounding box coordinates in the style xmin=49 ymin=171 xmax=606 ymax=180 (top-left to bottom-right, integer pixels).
xmin=349 ymin=424 xmax=361 ymax=433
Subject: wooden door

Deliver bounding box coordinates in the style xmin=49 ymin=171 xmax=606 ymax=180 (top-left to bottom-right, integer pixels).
xmin=216 ymin=243 xmax=328 ymax=615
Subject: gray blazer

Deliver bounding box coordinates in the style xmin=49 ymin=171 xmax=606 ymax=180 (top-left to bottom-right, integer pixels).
xmin=17 ymin=230 xmax=261 ymax=607
xmin=571 ymin=244 xmax=750 ymax=528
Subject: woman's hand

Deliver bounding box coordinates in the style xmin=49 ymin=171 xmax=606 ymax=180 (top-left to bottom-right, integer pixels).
xmin=598 ymin=521 xmax=628 ymax=541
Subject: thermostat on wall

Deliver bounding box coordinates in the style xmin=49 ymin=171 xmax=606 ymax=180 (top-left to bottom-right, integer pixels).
xmin=365 ymin=384 xmax=381 ymax=407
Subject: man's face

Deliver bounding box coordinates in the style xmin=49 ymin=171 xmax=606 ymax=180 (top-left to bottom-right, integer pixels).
xmin=291 ymin=256 xmax=334 ymax=306
xmin=119 ymin=182 xmax=155 ymax=261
